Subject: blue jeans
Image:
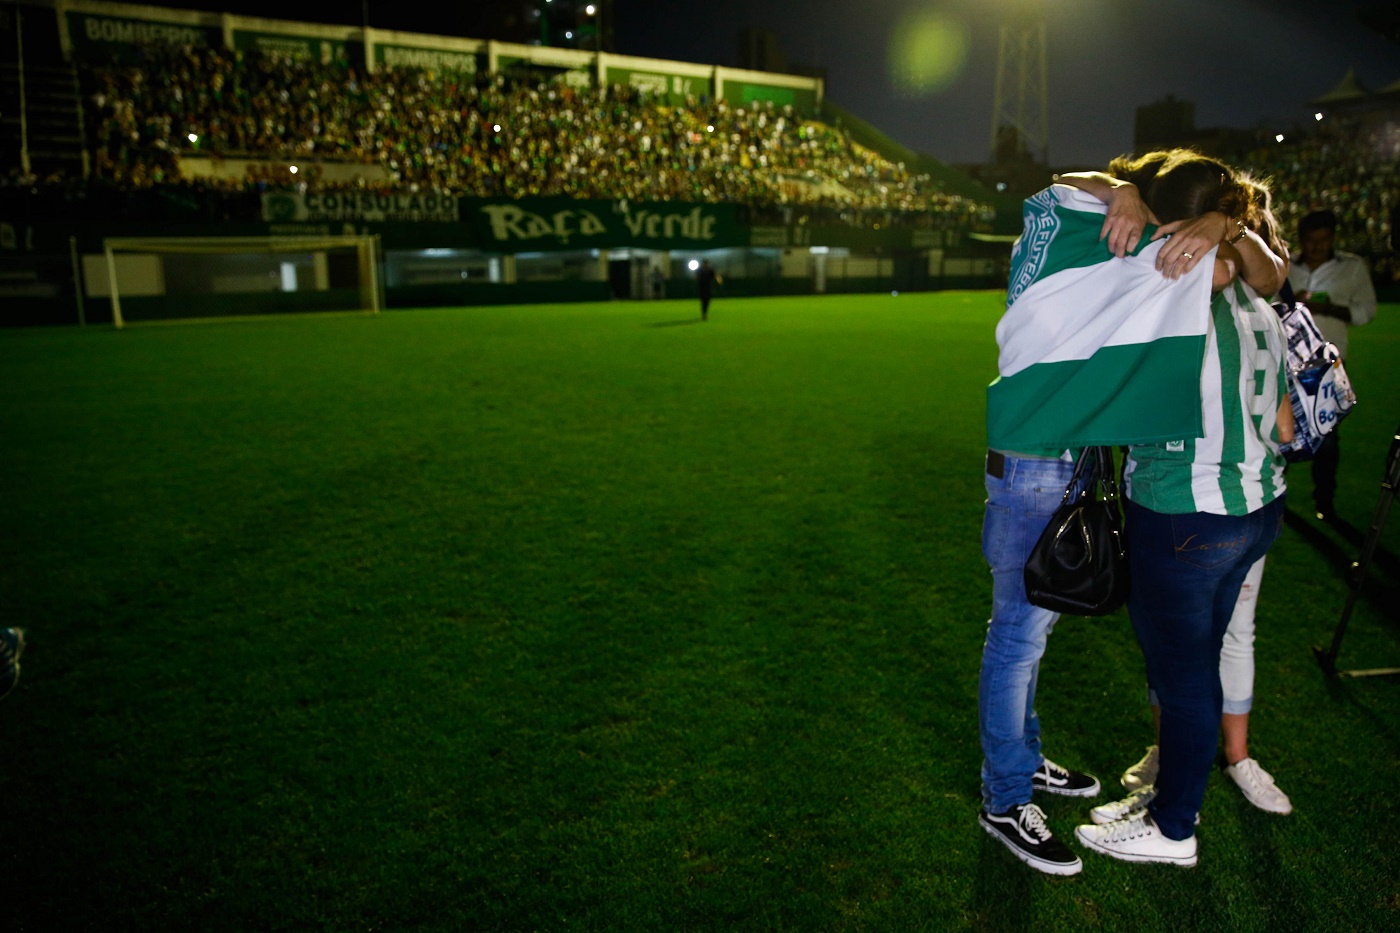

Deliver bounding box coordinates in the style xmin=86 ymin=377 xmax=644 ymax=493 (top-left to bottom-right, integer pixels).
xmin=979 ymin=452 xmax=1077 ymax=813
xmin=1125 ymin=496 xmax=1285 ymax=840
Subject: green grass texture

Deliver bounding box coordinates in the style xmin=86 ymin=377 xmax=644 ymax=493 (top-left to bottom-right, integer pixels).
xmin=2 ymin=293 xmax=1398 ymax=931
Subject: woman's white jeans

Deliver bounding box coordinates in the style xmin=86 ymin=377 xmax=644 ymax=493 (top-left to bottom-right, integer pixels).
xmin=1149 ymin=556 xmax=1264 ymax=715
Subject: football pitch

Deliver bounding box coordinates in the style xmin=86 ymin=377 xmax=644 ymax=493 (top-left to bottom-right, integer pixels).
xmin=2 ymin=292 xmax=1397 ymax=931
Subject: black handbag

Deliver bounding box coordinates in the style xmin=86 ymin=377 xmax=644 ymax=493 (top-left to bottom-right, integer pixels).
xmin=1023 ymin=446 xmax=1129 ymax=616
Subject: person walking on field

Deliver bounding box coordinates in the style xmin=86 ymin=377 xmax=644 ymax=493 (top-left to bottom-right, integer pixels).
xmin=697 ymin=260 xmax=721 ymax=321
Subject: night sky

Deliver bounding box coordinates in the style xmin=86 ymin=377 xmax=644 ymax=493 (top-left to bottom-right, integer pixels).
xmin=132 ymin=0 xmax=1398 ymax=169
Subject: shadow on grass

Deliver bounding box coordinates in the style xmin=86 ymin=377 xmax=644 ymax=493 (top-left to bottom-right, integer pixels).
xmin=1319 ymin=672 xmax=1400 ymax=754
xmin=647 ymin=319 xmax=703 ymax=328
xmin=1225 ymin=793 xmax=1322 ymax=931
xmin=972 ymin=834 xmax=1034 ymax=930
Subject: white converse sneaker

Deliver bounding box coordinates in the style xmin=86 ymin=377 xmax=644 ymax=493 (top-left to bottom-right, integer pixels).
xmin=1121 ymin=744 xmax=1159 ymax=792
xmin=1226 ymin=758 xmax=1293 ymax=815
xmin=1075 ymin=813 xmax=1197 ymax=867
xmin=1090 ymin=786 xmax=1156 ymax=825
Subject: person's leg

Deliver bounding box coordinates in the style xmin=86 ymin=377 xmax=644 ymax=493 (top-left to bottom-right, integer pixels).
xmin=1220 ymin=556 xmax=1265 ymax=764
xmin=1312 ymin=429 xmax=1340 ymax=519
xmin=978 ymin=453 xmax=1075 ymax=813
xmin=1218 ymin=554 xmax=1293 ymax=812
xmin=1125 ymin=500 xmax=1281 ymax=841
xmin=978 ymin=452 xmax=1086 ymax=873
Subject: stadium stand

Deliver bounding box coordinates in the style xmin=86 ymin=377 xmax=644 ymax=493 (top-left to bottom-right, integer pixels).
xmin=78 ymin=44 xmax=991 ymax=229
xmin=1224 ymin=115 xmax=1399 ymax=282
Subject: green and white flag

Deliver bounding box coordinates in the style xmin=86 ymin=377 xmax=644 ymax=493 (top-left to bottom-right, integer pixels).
xmin=987 ymin=184 xmax=1214 ymax=450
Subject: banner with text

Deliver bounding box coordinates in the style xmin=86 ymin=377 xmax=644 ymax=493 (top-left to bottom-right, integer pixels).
xmin=262 ymin=192 xmax=461 ymax=223
xmin=466 ymin=198 xmax=740 ymax=251
xmin=68 ymin=11 xmax=220 ymax=57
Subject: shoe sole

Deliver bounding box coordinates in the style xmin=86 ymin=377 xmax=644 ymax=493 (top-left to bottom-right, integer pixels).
xmin=1034 ymin=778 xmax=1101 ymax=798
xmin=1073 ymin=826 xmax=1197 ymax=867
xmin=978 ymin=816 xmax=1083 ymax=876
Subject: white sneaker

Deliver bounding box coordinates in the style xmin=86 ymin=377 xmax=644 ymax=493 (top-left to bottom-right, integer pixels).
xmin=1090 ymin=787 xmax=1156 ymax=825
xmin=1121 ymin=744 xmax=1159 ymax=791
xmin=1075 ymin=813 xmax=1198 ymax=867
xmin=1226 ymin=758 xmax=1293 ymax=815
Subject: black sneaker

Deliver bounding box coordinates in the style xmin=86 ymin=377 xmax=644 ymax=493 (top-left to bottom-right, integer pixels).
xmin=1033 ymin=757 xmax=1101 ymax=797
xmin=979 ymin=802 xmax=1082 ymax=876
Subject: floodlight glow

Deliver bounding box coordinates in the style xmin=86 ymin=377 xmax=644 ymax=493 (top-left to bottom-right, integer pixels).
xmin=565 ymin=31 xmax=573 ymax=39
xmin=706 ymin=125 xmax=714 ymax=132
xmin=493 ymin=124 xmax=502 ymax=132
xmin=1275 ymin=134 xmax=1285 ymax=142
xmin=1315 ymin=112 xmax=1324 ymax=121
xmin=187 ymin=133 xmax=198 ymax=143
xmin=688 ymin=259 xmax=700 ymax=271
xmin=586 ymin=4 xmax=596 ymax=13
xmin=889 ymin=12 xmax=970 ymax=96
xmin=289 ymin=165 xmax=298 ymax=174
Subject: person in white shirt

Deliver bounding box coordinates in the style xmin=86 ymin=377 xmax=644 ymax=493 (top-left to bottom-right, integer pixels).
xmin=1286 ymin=209 xmax=1378 ymax=521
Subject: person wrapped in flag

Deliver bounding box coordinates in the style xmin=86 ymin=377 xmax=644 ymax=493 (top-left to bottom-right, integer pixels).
xmin=977 ymin=149 xmax=1292 ymax=874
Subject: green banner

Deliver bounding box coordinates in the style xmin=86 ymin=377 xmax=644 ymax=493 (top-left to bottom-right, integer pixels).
xmin=263 ymin=192 xmax=460 ymax=223
xmin=231 ymin=31 xmax=361 ymax=65
xmin=375 ymin=44 xmax=480 ymax=74
xmin=605 ymin=67 xmax=711 ymax=106
xmin=466 ymin=198 xmax=739 ymax=251
xmin=68 ymin=11 xmax=220 ymax=56
xmin=723 ymin=81 xmax=816 ymax=114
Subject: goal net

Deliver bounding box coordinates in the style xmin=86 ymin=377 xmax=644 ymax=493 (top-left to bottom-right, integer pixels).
xmin=102 ymin=236 xmax=382 ymax=328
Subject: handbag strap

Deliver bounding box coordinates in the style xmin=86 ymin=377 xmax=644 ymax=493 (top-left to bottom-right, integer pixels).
xmin=1059 ymin=446 xmax=1120 ymax=506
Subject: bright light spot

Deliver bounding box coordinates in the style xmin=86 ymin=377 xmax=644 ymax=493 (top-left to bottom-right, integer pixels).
xmin=1275 ymin=134 xmax=1285 ymax=142
xmin=889 ymin=12 xmax=970 ymax=96
xmin=289 ymin=165 xmax=298 ymax=174
xmin=996 ymin=182 xmax=1007 ymax=192
xmin=586 ymin=4 xmax=596 ymax=13
xmin=687 ymin=259 xmax=700 ymax=271
xmin=493 ymin=124 xmax=502 ymax=132
xmin=187 ymin=133 xmax=198 ymax=143
xmin=1314 ymin=112 xmax=1324 ymax=121
xmin=891 ymin=290 xmax=899 ymax=297
xmin=565 ymin=31 xmax=573 ymax=39
xmin=706 ymin=125 xmax=714 ymax=133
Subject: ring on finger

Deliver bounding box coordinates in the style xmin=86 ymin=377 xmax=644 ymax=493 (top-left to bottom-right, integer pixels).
xmin=1182 ymin=251 xmax=1194 ymax=260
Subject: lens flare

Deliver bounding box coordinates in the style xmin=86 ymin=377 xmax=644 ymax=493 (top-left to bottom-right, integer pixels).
xmin=889 ymin=13 xmax=970 ymax=97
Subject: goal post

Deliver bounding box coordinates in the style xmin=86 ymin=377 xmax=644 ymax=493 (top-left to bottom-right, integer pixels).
xmin=102 ymin=235 xmax=383 ymax=328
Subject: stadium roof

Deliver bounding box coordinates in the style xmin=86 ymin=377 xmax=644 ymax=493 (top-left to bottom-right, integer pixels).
xmin=1309 ymin=67 xmax=1372 ymax=105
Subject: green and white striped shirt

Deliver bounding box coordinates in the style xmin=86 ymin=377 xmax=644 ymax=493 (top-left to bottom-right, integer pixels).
xmin=1125 ymin=280 xmax=1289 ymax=516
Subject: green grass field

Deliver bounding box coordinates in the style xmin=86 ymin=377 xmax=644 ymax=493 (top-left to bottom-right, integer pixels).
xmin=2 ymin=293 xmax=1398 ymax=932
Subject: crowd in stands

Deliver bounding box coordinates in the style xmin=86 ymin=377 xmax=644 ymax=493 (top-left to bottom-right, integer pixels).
xmin=77 ymin=44 xmax=992 ymax=230
xmin=1226 ymin=114 xmax=1399 ymax=275
xmin=5 ymin=44 xmax=1397 ymax=278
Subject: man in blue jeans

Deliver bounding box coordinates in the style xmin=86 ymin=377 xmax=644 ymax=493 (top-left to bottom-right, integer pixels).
xmin=977 ymin=449 xmax=1101 ymax=876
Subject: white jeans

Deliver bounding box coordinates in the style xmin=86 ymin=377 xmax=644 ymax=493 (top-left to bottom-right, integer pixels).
xmin=1149 ymin=556 xmax=1264 ymax=715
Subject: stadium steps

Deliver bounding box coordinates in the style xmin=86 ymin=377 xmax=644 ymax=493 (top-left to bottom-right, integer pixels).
xmin=0 ymin=58 xmax=87 ymax=178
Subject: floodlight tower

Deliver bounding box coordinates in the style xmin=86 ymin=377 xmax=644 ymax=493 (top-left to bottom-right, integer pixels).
xmin=989 ymin=0 xmax=1049 ymax=165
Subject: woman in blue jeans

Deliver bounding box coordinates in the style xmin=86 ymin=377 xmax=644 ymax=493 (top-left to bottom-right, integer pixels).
xmin=1074 ymin=157 xmax=1293 ymax=867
